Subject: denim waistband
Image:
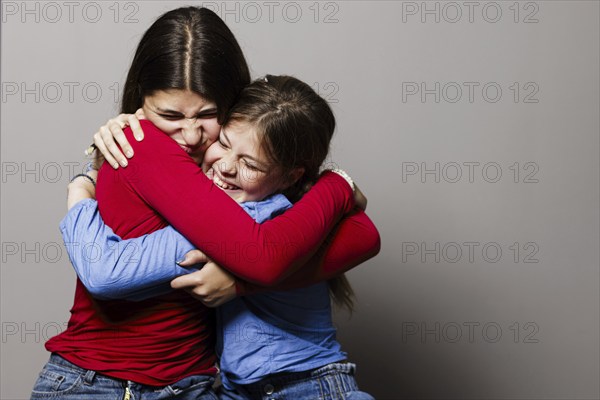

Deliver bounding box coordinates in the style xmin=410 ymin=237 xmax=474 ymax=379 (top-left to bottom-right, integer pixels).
xmin=48 ymin=354 xmax=87 ymax=371
xmin=48 ymin=353 xmax=214 ymax=392
xmin=237 ymin=362 xmax=359 ymax=397
xmin=47 ymin=353 xmax=102 ymax=386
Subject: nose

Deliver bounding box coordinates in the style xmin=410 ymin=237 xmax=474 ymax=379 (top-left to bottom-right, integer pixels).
xmin=180 ymin=118 xmax=203 ymax=146
xmin=217 ymin=153 xmax=237 ymax=176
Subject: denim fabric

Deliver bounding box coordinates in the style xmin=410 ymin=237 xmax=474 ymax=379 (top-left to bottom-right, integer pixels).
xmin=31 ymin=354 xmax=218 ymax=400
xmin=217 ymin=363 xmax=374 ymax=400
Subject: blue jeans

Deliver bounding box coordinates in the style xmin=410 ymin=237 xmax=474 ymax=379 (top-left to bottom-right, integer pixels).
xmin=217 ymin=362 xmax=374 ymax=400
xmin=31 ymin=353 xmax=218 ymax=399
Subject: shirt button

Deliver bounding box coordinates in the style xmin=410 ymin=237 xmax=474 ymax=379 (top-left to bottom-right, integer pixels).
xmin=264 ymin=383 xmax=275 ymax=395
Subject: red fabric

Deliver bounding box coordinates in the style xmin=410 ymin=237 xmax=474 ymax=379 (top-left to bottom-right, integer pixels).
xmin=46 ymin=120 xmax=371 ymax=385
xmin=237 ymin=209 xmax=381 ymax=295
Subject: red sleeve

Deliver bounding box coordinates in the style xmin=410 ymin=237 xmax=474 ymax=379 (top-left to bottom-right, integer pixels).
xmin=104 ymin=120 xmax=355 ymax=286
xmin=236 ymin=209 xmax=381 ymax=295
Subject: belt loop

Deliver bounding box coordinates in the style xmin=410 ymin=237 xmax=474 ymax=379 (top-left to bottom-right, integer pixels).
xmin=83 ymin=369 xmax=96 ymax=385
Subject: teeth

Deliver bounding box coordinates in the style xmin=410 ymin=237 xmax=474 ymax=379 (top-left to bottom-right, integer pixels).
xmin=213 ymin=173 xmax=239 ymax=190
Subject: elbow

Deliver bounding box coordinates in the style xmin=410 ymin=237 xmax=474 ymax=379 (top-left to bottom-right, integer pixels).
xmin=251 ymin=275 xmax=283 ymax=287
xmin=247 ymin=263 xmax=292 ymax=287
xmin=80 ymin=276 xmax=121 ymax=299
xmin=371 ymin=230 xmax=382 ymax=257
xmin=361 ymin=227 xmax=382 ymax=262
xmin=83 ymin=284 xmax=115 ymax=300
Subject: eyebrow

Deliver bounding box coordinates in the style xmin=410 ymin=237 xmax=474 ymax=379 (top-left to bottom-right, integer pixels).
xmin=222 ymin=129 xmax=267 ymax=166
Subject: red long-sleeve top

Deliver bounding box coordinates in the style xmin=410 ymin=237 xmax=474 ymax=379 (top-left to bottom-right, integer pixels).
xmin=46 ymin=120 xmax=380 ymax=385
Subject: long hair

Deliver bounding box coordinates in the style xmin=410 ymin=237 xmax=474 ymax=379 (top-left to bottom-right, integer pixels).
xmin=225 ymin=75 xmax=355 ymax=312
xmin=121 ymin=7 xmax=250 ymax=124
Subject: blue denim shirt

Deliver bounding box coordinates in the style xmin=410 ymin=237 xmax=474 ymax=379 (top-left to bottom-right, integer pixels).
xmin=60 ymin=195 xmax=346 ymax=384
xmin=59 ymin=195 xmax=291 ymax=301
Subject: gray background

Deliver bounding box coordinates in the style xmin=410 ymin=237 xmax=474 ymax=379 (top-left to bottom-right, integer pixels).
xmin=1 ymin=1 xmax=599 ymax=399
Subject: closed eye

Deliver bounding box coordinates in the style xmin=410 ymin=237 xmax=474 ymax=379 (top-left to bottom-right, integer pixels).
xmin=196 ymin=109 xmax=218 ymax=119
xmin=159 ymin=113 xmax=184 ymax=121
xmin=243 ymin=159 xmax=265 ymax=172
xmin=218 ymin=137 xmax=229 ymax=148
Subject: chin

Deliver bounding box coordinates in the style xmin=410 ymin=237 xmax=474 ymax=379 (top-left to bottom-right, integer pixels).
xmin=225 ymin=190 xmax=246 ymax=203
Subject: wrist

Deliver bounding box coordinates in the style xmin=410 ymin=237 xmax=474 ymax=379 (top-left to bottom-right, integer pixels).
xmin=84 ymin=161 xmax=97 ymax=173
xmin=70 ymin=173 xmax=96 ymax=187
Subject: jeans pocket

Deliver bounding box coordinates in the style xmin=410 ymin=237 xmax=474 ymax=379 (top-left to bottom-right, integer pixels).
xmin=31 ymin=363 xmax=84 ymax=397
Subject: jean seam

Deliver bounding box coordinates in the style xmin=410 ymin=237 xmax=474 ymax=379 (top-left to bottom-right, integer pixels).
xmin=31 ymin=374 xmax=84 ymax=397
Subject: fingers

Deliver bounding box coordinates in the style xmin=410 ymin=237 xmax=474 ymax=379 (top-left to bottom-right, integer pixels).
xmin=100 ymin=124 xmax=128 ymax=168
xmin=93 ymin=115 xmax=134 ymax=169
xmin=129 ymin=112 xmax=145 ymax=141
xmin=93 ymin=131 xmax=119 ymax=170
xmin=170 ymin=263 xmax=237 ymax=307
xmin=176 ymin=249 xmax=209 ymax=266
xmin=109 ymin=120 xmax=134 ymax=161
xmin=171 ymin=272 xmax=202 ymax=290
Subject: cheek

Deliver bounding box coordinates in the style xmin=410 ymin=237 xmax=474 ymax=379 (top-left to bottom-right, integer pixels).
xmin=241 ymin=168 xmax=259 ymax=185
xmin=241 ymin=171 xmax=276 ymax=195
xmin=203 ymin=120 xmax=221 ymax=144
xmin=201 ymin=145 xmax=222 ymax=171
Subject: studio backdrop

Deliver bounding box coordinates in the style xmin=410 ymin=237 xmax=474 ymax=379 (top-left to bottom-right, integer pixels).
xmin=1 ymin=1 xmax=599 ymax=399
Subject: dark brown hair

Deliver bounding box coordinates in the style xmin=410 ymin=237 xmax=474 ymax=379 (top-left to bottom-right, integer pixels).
xmin=225 ymin=75 xmax=355 ymax=312
xmin=121 ymin=7 xmax=250 ymax=124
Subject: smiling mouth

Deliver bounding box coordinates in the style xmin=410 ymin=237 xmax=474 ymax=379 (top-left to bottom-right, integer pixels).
xmin=179 ymin=144 xmax=201 ymax=154
xmin=211 ymin=170 xmax=240 ymax=191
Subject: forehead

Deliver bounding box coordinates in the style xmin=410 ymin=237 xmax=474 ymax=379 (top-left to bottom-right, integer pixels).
xmin=223 ymin=121 xmax=267 ymax=156
xmin=145 ymin=89 xmax=215 ymax=111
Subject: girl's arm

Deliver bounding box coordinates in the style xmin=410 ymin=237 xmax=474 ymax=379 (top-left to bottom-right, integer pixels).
xmin=61 ymin=198 xmax=200 ymax=301
xmin=67 ymin=170 xmax=98 ymax=209
xmin=235 ymin=209 xmax=381 ymax=295
xmin=103 ymin=120 xmax=356 ymax=286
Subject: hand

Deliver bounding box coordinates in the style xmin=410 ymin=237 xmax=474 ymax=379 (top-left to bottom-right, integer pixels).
xmin=354 ymin=183 xmax=367 ymax=210
xmin=93 ymin=108 xmax=146 ymax=169
xmin=171 ymin=261 xmax=237 ymax=307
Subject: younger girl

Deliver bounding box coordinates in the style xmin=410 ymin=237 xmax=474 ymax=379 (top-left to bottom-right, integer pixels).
xmin=63 ymin=75 xmax=377 ymax=399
